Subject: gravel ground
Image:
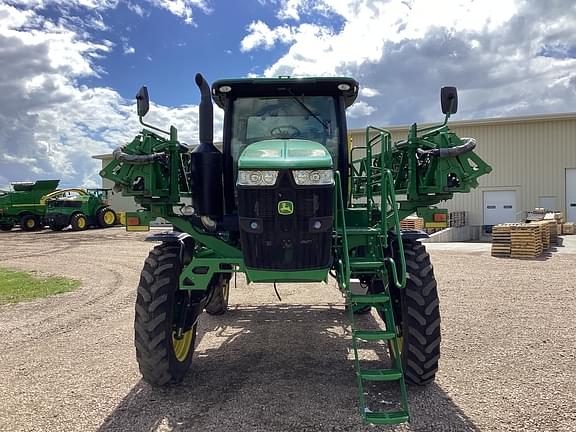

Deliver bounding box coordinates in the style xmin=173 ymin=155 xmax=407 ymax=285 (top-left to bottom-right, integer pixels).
xmin=0 ymin=228 xmax=575 ymax=432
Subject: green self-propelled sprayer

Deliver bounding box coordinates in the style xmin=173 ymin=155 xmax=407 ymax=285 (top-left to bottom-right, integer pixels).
xmin=100 ymin=74 xmax=491 ymax=425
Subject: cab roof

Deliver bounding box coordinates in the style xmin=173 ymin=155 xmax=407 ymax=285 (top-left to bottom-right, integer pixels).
xmin=211 ymin=76 xmax=359 ymax=109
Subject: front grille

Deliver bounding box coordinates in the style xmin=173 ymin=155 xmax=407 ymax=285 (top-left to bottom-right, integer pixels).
xmin=237 ymin=171 xmax=333 ymax=270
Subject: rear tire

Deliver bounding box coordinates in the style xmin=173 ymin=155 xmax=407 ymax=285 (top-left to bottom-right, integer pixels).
xmin=387 ymin=239 xmax=441 ymax=386
xmin=70 ymin=213 xmax=88 ymax=231
xmin=135 ymin=243 xmax=196 ymax=385
xmin=20 ymin=214 xmax=39 ymax=231
xmin=205 ymin=274 xmax=230 ymax=315
xmin=97 ymin=207 xmax=116 ymax=228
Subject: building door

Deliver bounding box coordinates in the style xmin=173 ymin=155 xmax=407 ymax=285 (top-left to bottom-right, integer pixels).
xmin=567 ymin=168 xmax=576 ymax=222
xmin=483 ymin=190 xmax=517 ymax=225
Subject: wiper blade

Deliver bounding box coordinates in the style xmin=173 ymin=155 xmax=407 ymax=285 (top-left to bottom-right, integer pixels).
xmin=285 ymin=89 xmax=329 ymax=131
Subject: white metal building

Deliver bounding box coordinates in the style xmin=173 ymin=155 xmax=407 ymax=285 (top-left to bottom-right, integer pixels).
xmin=95 ymin=112 xmax=576 ymax=226
xmin=350 ymin=112 xmax=576 ymax=226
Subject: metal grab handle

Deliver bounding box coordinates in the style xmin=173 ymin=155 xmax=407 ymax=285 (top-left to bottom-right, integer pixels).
xmin=112 ymin=146 xmax=164 ymax=165
xmin=416 ymin=137 xmax=476 ymax=158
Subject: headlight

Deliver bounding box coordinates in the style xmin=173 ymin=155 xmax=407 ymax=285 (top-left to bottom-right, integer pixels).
xmin=292 ymin=169 xmax=334 ymax=185
xmin=237 ymin=170 xmax=279 ymax=186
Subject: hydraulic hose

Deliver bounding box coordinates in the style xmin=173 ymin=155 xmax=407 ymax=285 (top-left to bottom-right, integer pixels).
xmin=416 ymin=137 xmax=476 ymax=158
xmin=112 ymin=146 xmax=165 ymax=165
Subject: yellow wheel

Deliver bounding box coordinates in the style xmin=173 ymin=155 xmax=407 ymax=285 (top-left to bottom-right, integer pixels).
xmin=20 ymin=214 xmax=39 ymax=231
xmin=172 ymin=329 xmax=194 ymax=362
xmin=97 ymin=207 xmax=117 ymax=228
xmin=71 ymin=213 xmax=88 ymax=231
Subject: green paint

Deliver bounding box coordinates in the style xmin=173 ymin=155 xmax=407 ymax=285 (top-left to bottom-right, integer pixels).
xmin=238 ymin=140 xmax=333 ymax=169
xmin=244 ymin=268 xmax=329 ymax=283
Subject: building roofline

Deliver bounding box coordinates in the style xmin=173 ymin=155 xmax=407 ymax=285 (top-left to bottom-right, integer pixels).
xmin=348 ymin=111 xmax=576 ymax=134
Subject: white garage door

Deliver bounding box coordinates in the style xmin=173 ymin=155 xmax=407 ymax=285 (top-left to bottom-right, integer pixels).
xmin=483 ymin=191 xmax=517 ymax=225
xmin=567 ymin=168 xmax=576 ymax=222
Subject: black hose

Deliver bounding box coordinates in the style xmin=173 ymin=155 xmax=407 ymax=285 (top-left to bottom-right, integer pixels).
xmin=112 ymin=146 xmax=164 ymax=165
xmin=416 ymin=137 xmax=476 ymax=158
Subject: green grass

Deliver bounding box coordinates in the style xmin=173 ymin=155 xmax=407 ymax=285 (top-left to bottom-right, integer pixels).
xmin=0 ymin=267 xmax=80 ymax=305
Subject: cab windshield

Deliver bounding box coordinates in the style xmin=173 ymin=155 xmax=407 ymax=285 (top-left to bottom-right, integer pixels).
xmin=230 ymin=96 xmax=340 ymax=169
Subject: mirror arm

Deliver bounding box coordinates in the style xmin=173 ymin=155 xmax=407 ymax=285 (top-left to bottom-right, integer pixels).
xmin=139 ymin=116 xmax=170 ymax=135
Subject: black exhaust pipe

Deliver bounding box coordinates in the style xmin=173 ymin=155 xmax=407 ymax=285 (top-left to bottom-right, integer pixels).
xmin=195 ymin=73 xmax=214 ymax=145
xmin=190 ymin=73 xmax=223 ymax=218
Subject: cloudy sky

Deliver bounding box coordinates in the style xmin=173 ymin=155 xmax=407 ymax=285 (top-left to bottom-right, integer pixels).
xmin=1 ymin=0 xmax=575 ymax=188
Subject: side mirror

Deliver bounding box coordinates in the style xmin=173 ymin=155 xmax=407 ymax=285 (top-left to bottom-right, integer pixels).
xmin=136 ymin=86 xmax=150 ymax=117
xmin=441 ymin=86 xmax=458 ymax=115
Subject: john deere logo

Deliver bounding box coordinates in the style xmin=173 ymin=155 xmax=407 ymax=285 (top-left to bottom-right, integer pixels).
xmin=278 ymin=200 xmax=294 ymax=215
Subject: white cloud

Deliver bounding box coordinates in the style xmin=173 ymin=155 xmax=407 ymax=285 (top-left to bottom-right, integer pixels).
xmin=240 ymin=20 xmax=295 ymax=52
xmin=242 ymin=0 xmax=576 ymax=126
xmin=0 ymin=3 xmax=221 ymax=189
xmin=360 ymin=87 xmax=379 ymax=97
xmin=347 ymin=101 xmax=376 ymax=118
xmin=146 ymin=0 xmax=211 ymax=25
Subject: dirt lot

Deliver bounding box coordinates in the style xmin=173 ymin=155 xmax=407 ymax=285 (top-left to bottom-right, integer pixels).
xmin=0 ymin=228 xmax=575 ymax=432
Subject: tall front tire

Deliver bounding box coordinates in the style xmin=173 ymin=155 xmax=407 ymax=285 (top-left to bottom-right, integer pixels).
xmin=388 ymin=239 xmax=441 ymax=386
xmin=135 ymin=243 xmax=196 ymax=386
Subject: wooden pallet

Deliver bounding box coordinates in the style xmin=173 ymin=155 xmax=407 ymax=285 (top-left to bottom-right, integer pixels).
xmin=491 ymin=224 xmax=511 ymax=257
xmin=529 ymin=221 xmax=550 ymax=250
xmin=562 ymin=222 xmax=575 ymax=235
xmin=401 ymin=217 xmax=424 ymax=230
xmin=510 ymin=224 xmax=542 ymax=258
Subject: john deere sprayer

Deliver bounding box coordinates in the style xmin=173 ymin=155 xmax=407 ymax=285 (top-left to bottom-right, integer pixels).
xmin=100 ymin=74 xmax=491 ymax=425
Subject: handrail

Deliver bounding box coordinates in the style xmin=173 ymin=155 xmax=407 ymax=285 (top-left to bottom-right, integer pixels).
xmin=334 ymin=171 xmax=350 ymax=291
xmin=382 ymin=169 xmax=406 ymax=289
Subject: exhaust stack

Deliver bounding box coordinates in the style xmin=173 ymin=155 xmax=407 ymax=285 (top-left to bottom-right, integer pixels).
xmin=190 ymin=73 xmax=223 ymax=218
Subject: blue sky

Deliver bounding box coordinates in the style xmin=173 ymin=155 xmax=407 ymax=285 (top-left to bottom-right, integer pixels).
xmin=1 ymin=0 xmax=576 ymax=189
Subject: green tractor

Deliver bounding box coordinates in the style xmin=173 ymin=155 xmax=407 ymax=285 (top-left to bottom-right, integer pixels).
xmin=43 ymin=188 xmax=117 ymax=231
xmin=0 ymin=180 xmax=60 ymax=231
xmin=100 ymin=74 xmax=491 ymax=425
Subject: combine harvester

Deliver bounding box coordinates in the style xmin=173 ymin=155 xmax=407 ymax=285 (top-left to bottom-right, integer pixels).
xmin=101 ymin=74 xmax=491 ymax=424
xmin=0 ymin=180 xmax=60 ymax=231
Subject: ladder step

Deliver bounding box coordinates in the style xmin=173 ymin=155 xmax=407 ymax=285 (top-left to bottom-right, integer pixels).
xmin=349 ymin=260 xmax=384 ymax=269
xmin=345 ymin=227 xmax=381 ymax=235
xmin=353 ymin=329 xmax=396 ymax=341
xmin=359 ymin=368 xmax=403 ymax=381
xmin=350 ymin=294 xmax=389 ymax=304
xmin=365 ymin=411 xmax=410 ymax=425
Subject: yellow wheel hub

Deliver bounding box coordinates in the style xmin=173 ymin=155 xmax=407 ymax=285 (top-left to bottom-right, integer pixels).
xmin=103 ymin=211 xmax=115 ymax=225
xmin=172 ymin=329 xmax=193 ymax=362
xmin=77 ymin=217 xmax=86 ymax=229
xmin=26 ymin=219 xmax=35 ymax=228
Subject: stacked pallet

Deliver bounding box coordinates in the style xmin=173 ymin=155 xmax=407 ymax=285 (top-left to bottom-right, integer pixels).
xmin=530 ymin=221 xmax=550 ymax=250
xmin=547 ymin=221 xmax=559 ymax=244
xmin=491 ymin=224 xmax=512 ymax=257
xmin=449 ymin=211 xmax=466 ymax=227
xmin=400 ymin=216 xmax=424 ymax=230
xmin=510 ymin=224 xmax=543 ymax=258
xmin=563 ymin=222 xmax=575 ymax=235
